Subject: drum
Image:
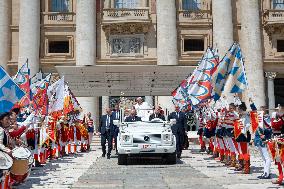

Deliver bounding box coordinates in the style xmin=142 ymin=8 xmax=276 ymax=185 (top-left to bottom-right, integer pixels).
xmin=0 ymin=151 xmax=13 ymax=181
xmin=10 ymin=147 xmax=33 ymax=183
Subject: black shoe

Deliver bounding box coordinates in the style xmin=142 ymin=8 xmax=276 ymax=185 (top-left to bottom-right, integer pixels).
xmin=115 ymin=151 xmax=118 ymax=155
xmin=35 ymin=161 xmax=44 ymax=167
xmin=177 ymin=152 xmax=181 ymax=159
xmin=107 ymin=155 xmax=110 ymax=159
xmin=102 ymin=153 xmax=106 ymax=157
xmin=258 ymin=174 xmax=271 ymax=179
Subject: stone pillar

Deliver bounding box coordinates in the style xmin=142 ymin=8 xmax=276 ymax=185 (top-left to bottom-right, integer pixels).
xmin=76 ymin=0 xmax=96 ymax=66
xmin=18 ymin=0 xmax=40 ymax=76
xmin=240 ymin=0 xmax=266 ymax=107
xmin=102 ymin=96 xmax=110 ymax=114
xmin=265 ymin=72 xmax=277 ymax=111
xmin=110 ymin=0 xmax=115 ymax=8
xmin=212 ymin=0 xmax=234 ymax=58
xmin=141 ymin=0 xmax=148 ymax=7
xmin=156 ymin=96 xmax=175 ymax=117
xmin=0 ymin=0 xmax=10 ymax=71
xmin=104 ymin=0 xmax=111 ymax=8
xmin=145 ymin=96 xmax=153 ymax=108
xmin=76 ymin=0 xmax=98 ymax=128
xmin=77 ymin=97 xmax=100 ymax=129
xmin=156 ymin=0 xmax=178 ymax=66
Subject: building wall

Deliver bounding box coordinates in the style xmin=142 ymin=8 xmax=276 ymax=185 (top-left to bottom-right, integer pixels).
xmin=3 ymin=0 xmax=284 ymax=106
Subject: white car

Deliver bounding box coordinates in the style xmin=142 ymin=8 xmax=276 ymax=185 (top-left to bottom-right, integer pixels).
xmin=116 ymin=119 xmax=176 ymax=165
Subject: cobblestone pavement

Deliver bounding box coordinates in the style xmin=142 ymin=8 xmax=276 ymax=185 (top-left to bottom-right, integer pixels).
xmin=17 ymin=136 xmax=283 ymax=189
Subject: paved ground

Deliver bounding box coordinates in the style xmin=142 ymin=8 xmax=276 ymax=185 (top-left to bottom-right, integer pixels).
xmin=17 ymin=135 xmax=283 ymax=189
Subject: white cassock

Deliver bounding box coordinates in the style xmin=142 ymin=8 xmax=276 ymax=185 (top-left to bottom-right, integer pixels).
xmin=134 ymin=102 xmax=151 ymax=121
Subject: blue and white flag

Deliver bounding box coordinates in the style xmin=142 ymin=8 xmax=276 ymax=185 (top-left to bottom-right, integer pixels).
xmin=0 ymin=66 xmax=25 ymax=113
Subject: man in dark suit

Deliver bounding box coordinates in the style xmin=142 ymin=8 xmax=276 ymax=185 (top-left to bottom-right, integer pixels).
xmin=111 ymin=104 xmax=120 ymax=154
xmin=168 ymin=106 xmax=187 ymax=158
xmin=125 ymin=109 xmax=142 ymax=122
xmin=149 ymin=107 xmax=165 ymax=121
xmin=99 ymin=108 xmax=114 ymax=159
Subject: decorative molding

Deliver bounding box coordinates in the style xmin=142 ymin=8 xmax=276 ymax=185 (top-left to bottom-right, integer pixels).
xmin=265 ymin=72 xmax=277 ymax=80
xmin=103 ymin=23 xmax=150 ymax=36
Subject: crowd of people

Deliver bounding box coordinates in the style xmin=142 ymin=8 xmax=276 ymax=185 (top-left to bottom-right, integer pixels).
xmin=193 ymin=98 xmax=284 ymax=185
xmin=0 ymin=106 xmax=95 ymax=188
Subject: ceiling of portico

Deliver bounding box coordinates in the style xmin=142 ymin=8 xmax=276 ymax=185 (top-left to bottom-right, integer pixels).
xmin=55 ymin=65 xmax=195 ymax=97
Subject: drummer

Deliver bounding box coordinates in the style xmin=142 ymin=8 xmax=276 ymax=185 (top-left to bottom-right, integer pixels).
xmin=0 ymin=112 xmax=13 ymax=155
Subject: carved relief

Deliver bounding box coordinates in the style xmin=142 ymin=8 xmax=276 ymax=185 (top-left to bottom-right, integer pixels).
xmin=103 ymin=23 xmax=149 ymax=36
xmin=265 ymin=72 xmax=277 ymax=80
xmin=109 ymin=35 xmax=144 ymax=56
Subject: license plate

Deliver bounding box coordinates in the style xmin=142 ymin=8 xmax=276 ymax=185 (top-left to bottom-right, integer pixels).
xmin=139 ymin=144 xmax=156 ymax=149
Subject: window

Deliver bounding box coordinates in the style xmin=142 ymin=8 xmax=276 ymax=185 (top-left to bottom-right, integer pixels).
xmin=182 ymin=0 xmax=202 ymax=11
xmin=48 ymin=41 xmax=69 ymax=53
xmin=272 ymin=0 xmax=284 ymax=9
xmin=115 ymin=0 xmax=139 ymax=8
xmin=184 ymin=39 xmax=204 ymax=52
xmin=277 ymin=40 xmax=284 ymax=52
xmin=50 ymin=0 xmax=70 ymax=12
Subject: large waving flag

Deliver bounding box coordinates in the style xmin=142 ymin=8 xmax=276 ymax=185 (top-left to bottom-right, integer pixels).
xmin=171 ymin=85 xmax=187 ymax=109
xmin=48 ymin=77 xmax=65 ymax=113
xmin=13 ymin=60 xmax=31 ymax=107
xmin=0 ymin=66 xmax=25 ymax=113
xmin=63 ymin=84 xmax=74 ymax=115
xmin=213 ymin=43 xmax=248 ymax=101
xmin=184 ymin=48 xmax=219 ymax=105
xmin=32 ymin=74 xmax=51 ymax=115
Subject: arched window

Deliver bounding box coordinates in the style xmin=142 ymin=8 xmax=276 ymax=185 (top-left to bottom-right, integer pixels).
xmin=182 ymin=0 xmax=201 ymax=11
xmin=272 ymin=0 xmax=284 ymax=9
xmin=115 ymin=0 xmax=139 ymax=9
xmin=51 ymin=0 xmax=70 ymax=12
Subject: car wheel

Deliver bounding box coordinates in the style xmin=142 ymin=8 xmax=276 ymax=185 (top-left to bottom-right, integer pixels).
xmin=118 ymin=154 xmax=127 ymax=165
xmin=165 ymin=153 xmax=176 ymax=164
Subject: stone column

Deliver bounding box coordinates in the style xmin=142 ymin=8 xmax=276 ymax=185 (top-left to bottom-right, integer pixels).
xmin=76 ymin=0 xmax=96 ymax=66
xmin=212 ymin=0 xmax=234 ymax=58
xmin=145 ymin=96 xmax=153 ymax=108
xmin=156 ymin=0 xmax=178 ymax=66
xmin=141 ymin=0 xmax=148 ymax=7
xmin=265 ymin=72 xmax=277 ymax=111
xmin=240 ymin=0 xmax=266 ymax=107
xmin=18 ymin=0 xmax=40 ymax=76
xmin=0 ymin=0 xmax=10 ymax=71
xmin=104 ymin=0 xmax=111 ymax=8
xmin=110 ymin=0 xmax=115 ymax=8
xmin=102 ymin=96 xmax=110 ymax=113
xmin=77 ymin=97 xmax=100 ymax=129
xmin=76 ymin=0 xmax=98 ymax=127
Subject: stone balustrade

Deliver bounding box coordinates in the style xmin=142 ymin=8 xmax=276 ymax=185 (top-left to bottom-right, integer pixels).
xmin=263 ymin=9 xmax=284 ymax=25
xmin=43 ymin=12 xmax=75 ymax=25
xmin=102 ymin=8 xmax=150 ymax=24
xmin=178 ymin=10 xmax=212 ymax=24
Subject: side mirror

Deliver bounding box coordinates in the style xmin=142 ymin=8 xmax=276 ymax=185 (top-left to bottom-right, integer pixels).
xmin=113 ymin=120 xmax=119 ymax=126
xmin=170 ymin=119 xmax=176 ymax=125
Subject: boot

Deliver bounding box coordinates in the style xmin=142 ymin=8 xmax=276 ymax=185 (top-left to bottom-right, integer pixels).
xmin=199 ymin=146 xmax=206 ymax=152
xmin=272 ymin=162 xmax=283 ymax=185
xmin=234 ymin=159 xmax=244 ymax=171
xmin=225 ymin=155 xmax=231 ymax=166
xmin=230 ymin=154 xmax=236 ymax=167
xmin=243 ymin=159 xmax=250 ymax=174
xmin=219 ymin=154 xmax=225 ymax=162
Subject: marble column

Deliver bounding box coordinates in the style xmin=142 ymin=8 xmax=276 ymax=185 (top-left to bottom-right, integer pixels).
xmin=212 ymin=0 xmax=234 ymax=58
xmin=265 ymin=72 xmax=277 ymax=111
xmin=240 ymin=0 xmax=266 ymax=107
xmin=77 ymin=97 xmax=100 ymax=130
xmin=0 ymin=0 xmax=10 ymax=71
xmin=141 ymin=0 xmax=148 ymax=7
xmin=145 ymin=96 xmax=153 ymax=108
xmin=156 ymin=0 xmax=178 ymax=66
xmin=76 ymin=0 xmax=98 ymax=127
xmin=76 ymin=0 xmax=96 ymax=66
xmin=18 ymin=0 xmax=40 ymax=76
xmin=212 ymin=0 xmax=234 ymax=103
xmin=102 ymin=96 xmax=110 ymax=114
xmin=110 ymin=0 xmax=115 ymax=8
xmin=104 ymin=0 xmax=111 ymax=8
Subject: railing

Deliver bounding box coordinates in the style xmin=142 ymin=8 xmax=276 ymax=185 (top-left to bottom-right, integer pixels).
xmin=263 ymin=9 xmax=284 ymax=24
xmin=102 ymin=8 xmax=150 ymax=24
xmin=42 ymin=12 xmax=75 ymax=25
xmin=178 ymin=10 xmax=212 ymax=23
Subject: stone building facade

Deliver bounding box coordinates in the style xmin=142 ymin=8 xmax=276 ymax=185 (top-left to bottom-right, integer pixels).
xmin=0 ymin=0 xmax=284 ymax=125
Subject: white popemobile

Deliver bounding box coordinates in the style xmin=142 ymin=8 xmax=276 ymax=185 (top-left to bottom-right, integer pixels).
xmin=115 ymin=118 xmax=177 ymax=165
